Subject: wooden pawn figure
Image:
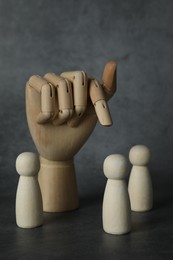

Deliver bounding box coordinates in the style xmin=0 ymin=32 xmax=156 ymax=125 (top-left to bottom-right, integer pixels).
xmin=102 ymin=154 xmax=131 ymax=235
xmin=128 ymin=145 xmax=153 ymax=212
xmin=15 ymin=152 xmax=43 ymax=228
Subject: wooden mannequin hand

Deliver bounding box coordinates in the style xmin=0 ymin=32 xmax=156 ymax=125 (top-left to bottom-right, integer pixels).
xmin=26 ymin=61 xmax=117 ymax=162
xmin=25 ymin=61 xmax=117 ymax=212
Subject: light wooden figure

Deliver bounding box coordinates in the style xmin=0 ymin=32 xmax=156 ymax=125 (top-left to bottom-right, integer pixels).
xmin=102 ymin=154 xmax=131 ymax=235
xmin=128 ymin=145 xmax=153 ymax=212
xmin=25 ymin=61 xmax=117 ymax=212
xmin=15 ymin=152 xmax=43 ymax=228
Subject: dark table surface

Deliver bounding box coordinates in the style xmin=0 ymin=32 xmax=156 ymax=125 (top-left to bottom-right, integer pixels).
xmin=1 ymin=174 xmax=173 ymax=260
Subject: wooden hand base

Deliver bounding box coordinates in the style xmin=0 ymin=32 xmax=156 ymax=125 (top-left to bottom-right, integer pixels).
xmin=38 ymin=157 xmax=79 ymax=212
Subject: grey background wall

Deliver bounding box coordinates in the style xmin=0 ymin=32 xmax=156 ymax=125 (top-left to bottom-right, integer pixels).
xmin=0 ymin=0 xmax=173 ymax=199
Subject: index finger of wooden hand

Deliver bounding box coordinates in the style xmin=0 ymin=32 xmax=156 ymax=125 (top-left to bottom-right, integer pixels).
xmin=27 ymin=75 xmax=54 ymax=124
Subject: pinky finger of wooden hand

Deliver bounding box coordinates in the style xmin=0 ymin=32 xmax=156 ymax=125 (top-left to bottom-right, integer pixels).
xmin=89 ymin=61 xmax=117 ymax=126
xmin=102 ymin=60 xmax=117 ymax=99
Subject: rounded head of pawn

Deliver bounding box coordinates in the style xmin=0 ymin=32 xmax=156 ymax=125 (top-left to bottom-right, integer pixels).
xmin=129 ymin=145 xmax=151 ymax=166
xmin=103 ymin=154 xmax=128 ymax=180
xmin=16 ymin=152 xmax=40 ymax=176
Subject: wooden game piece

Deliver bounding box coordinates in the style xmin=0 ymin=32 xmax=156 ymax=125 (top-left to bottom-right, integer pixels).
xmin=102 ymin=154 xmax=131 ymax=235
xmin=15 ymin=152 xmax=43 ymax=228
xmin=26 ymin=61 xmax=117 ymax=213
xmin=128 ymin=145 xmax=153 ymax=212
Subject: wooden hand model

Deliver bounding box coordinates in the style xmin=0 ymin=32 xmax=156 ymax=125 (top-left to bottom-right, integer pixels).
xmin=26 ymin=61 xmax=117 ymax=212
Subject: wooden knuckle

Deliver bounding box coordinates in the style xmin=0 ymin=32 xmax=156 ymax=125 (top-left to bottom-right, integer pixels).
xmin=90 ymin=80 xmax=105 ymax=104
